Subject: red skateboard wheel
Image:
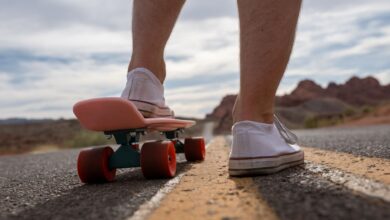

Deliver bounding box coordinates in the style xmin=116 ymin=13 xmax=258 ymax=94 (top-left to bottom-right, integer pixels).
xmin=184 ymin=137 xmax=206 ymax=162
xmin=132 ymin=143 xmax=140 ymax=151
xmin=77 ymin=146 xmax=116 ymax=183
xmin=141 ymin=141 xmax=176 ymax=179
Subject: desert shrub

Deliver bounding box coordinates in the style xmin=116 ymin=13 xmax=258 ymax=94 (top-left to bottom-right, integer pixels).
xmin=64 ymin=130 xmax=113 ymax=148
xmin=318 ymin=116 xmax=342 ymax=127
xmin=362 ymin=106 xmax=372 ymax=114
xmin=344 ymin=108 xmax=356 ymax=117
xmin=304 ymin=117 xmax=318 ymax=128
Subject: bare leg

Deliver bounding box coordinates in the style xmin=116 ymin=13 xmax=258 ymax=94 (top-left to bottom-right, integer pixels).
xmin=129 ymin=0 xmax=184 ymax=83
xmin=233 ymin=0 xmax=302 ymax=124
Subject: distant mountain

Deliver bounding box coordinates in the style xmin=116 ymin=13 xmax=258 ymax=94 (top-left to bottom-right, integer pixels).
xmin=276 ymin=76 xmax=390 ymax=107
xmin=207 ymin=76 xmax=390 ymax=133
xmin=206 ymin=95 xmax=237 ymax=134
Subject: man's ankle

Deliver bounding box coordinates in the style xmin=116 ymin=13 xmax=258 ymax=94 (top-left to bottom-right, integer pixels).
xmin=128 ymin=57 xmax=166 ymax=83
xmin=232 ymin=97 xmax=274 ymax=124
xmin=233 ymin=112 xmax=274 ymax=124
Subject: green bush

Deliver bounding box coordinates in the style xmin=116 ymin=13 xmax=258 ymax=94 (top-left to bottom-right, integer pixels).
xmin=344 ymin=108 xmax=356 ymax=117
xmin=362 ymin=106 xmax=372 ymax=114
xmin=64 ymin=130 xmax=113 ymax=148
xmin=318 ymin=116 xmax=342 ymax=127
xmin=304 ymin=117 xmax=318 ymax=128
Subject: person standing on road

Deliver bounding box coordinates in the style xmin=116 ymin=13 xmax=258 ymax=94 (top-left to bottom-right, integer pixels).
xmin=121 ymin=0 xmax=304 ymax=176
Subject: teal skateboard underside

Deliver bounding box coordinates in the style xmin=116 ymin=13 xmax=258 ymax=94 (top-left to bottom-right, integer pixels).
xmin=105 ymin=128 xmax=185 ymax=169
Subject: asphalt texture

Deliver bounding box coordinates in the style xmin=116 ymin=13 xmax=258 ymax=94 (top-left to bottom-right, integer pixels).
xmin=253 ymin=163 xmax=390 ymax=220
xmin=295 ymin=124 xmax=390 ymax=159
xmin=0 ymin=148 xmax=191 ymax=220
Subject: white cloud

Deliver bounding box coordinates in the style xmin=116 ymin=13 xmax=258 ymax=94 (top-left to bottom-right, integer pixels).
xmin=0 ymin=25 xmax=131 ymax=57
xmin=166 ymin=79 xmax=239 ymax=118
xmin=284 ymin=1 xmax=390 ymax=86
xmin=0 ymin=59 xmax=125 ymax=118
xmin=374 ymin=70 xmax=390 ymax=84
xmin=165 ymin=17 xmax=239 ymax=79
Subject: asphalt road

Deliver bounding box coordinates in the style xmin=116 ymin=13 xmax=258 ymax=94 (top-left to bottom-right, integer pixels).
xmin=295 ymin=124 xmax=390 ymax=159
xmin=0 ymin=148 xmax=188 ymax=219
xmin=253 ymin=161 xmax=390 ymax=220
xmin=0 ymin=122 xmax=216 ymax=220
xmin=0 ymin=125 xmax=389 ymax=219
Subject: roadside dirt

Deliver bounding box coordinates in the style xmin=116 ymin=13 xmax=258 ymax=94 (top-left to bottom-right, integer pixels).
xmin=337 ymin=104 xmax=390 ymax=128
xmin=0 ymin=120 xmax=80 ymax=155
xmin=147 ymin=136 xmax=278 ymax=220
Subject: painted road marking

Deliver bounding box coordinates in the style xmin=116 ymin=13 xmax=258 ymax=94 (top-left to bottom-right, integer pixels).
xmin=128 ymin=122 xmax=215 ymax=220
xmin=128 ymin=139 xmax=213 ymax=220
xmin=128 ymin=173 xmax=186 ymax=220
xmin=146 ymin=137 xmax=278 ymax=220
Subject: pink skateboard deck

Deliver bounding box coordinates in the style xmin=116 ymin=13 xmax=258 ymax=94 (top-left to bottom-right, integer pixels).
xmin=73 ymin=97 xmax=195 ymax=132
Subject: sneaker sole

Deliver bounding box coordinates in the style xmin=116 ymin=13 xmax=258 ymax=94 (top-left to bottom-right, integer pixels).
xmin=228 ymin=151 xmax=304 ymax=176
xmin=130 ymin=99 xmax=173 ymax=118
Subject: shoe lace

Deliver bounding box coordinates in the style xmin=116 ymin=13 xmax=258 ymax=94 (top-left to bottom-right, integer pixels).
xmin=274 ymin=114 xmax=298 ymax=145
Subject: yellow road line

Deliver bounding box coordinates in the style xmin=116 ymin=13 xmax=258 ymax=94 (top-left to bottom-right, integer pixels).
xmin=147 ymin=137 xmax=278 ymax=220
xmin=303 ymin=147 xmax=390 ymax=185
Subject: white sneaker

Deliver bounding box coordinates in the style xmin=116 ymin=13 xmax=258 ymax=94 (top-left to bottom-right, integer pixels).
xmin=120 ymin=67 xmax=174 ymax=118
xmin=229 ymin=116 xmax=304 ymax=176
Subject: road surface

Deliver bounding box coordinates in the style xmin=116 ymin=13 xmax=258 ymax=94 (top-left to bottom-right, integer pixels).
xmin=0 ymin=125 xmax=389 ymax=219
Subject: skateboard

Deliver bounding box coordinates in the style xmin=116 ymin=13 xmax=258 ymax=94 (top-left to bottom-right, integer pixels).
xmin=73 ymin=97 xmax=206 ymax=183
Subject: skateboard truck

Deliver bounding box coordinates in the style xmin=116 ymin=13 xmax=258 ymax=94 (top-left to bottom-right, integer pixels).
xmin=164 ymin=129 xmax=185 ymax=153
xmin=103 ymin=129 xmax=144 ymax=169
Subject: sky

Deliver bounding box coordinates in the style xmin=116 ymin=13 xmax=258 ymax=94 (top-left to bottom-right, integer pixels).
xmin=0 ymin=0 xmax=389 ymax=119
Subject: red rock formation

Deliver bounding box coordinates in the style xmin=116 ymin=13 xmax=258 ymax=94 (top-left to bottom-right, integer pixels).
xmin=326 ymin=76 xmax=388 ymax=106
xmin=276 ymin=80 xmax=325 ymax=107
xmin=206 ymin=94 xmax=236 ymax=120
xmin=276 ymin=76 xmax=390 ymax=107
xmin=207 ymin=76 xmax=390 ymax=133
xmin=205 ymin=95 xmax=236 ymax=134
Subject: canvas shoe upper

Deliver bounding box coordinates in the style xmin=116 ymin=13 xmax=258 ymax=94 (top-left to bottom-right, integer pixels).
xmin=121 ymin=67 xmax=174 ymax=118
